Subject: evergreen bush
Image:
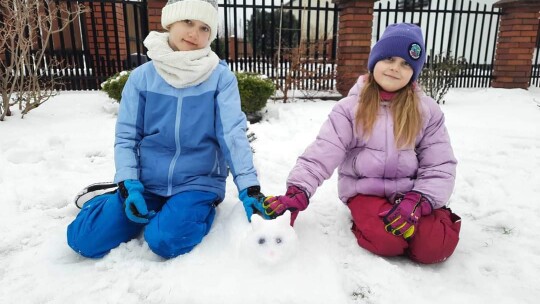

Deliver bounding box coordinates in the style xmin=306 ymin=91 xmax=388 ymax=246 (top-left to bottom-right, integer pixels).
xmin=100 ymin=70 xmax=274 ymax=124
xmin=101 ymin=71 xmax=131 ymax=102
xmin=235 ymin=72 xmax=275 ymax=123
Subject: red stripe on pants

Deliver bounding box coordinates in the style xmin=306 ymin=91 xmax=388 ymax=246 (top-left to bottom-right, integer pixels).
xmin=347 ymin=194 xmax=461 ymax=264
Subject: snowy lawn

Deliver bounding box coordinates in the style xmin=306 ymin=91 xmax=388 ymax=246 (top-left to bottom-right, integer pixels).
xmin=0 ymin=87 xmax=539 ymax=303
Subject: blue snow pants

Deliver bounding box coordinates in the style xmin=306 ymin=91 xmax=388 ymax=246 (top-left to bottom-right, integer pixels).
xmin=67 ymin=190 xmax=218 ymax=259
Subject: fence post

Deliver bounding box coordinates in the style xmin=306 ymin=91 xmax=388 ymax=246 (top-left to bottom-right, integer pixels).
xmin=333 ymin=0 xmax=376 ymax=96
xmin=85 ymin=2 xmax=128 ymax=82
xmin=492 ymin=0 xmax=540 ymax=89
xmin=148 ymin=0 xmax=167 ymax=32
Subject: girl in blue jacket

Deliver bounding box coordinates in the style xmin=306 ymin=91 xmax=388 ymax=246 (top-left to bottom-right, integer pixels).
xmin=67 ymin=0 xmax=266 ymax=259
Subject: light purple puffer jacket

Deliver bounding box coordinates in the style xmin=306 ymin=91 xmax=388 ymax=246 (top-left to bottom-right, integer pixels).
xmin=287 ymin=76 xmax=457 ymax=209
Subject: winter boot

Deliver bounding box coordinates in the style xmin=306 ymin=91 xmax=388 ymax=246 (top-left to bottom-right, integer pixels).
xmin=74 ymin=182 xmax=118 ymax=209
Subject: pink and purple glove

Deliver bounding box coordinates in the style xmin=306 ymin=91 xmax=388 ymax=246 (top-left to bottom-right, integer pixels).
xmin=263 ymin=185 xmax=309 ymax=225
xmin=378 ymin=191 xmax=433 ymax=239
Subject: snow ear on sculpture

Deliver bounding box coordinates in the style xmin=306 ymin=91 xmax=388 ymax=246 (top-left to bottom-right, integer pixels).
xmin=276 ymin=210 xmax=292 ymax=226
xmin=242 ymin=210 xmax=298 ymax=266
xmin=250 ymin=212 xmax=265 ymax=229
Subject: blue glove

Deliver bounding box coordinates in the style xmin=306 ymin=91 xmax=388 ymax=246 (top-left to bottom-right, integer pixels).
xmin=239 ymin=186 xmax=270 ymax=221
xmin=119 ymin=180 xmax=156 ymax=224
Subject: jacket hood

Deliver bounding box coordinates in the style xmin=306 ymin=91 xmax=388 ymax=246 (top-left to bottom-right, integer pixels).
xmin=347 ymin=75 xmax=366 ymax=98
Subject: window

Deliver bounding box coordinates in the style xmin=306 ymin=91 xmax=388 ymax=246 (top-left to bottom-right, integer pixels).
xmin=398 ymin=0 xmax=431 ymax=11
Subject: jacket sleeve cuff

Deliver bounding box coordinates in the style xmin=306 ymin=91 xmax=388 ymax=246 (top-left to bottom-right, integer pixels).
xmin=287 ymin=182 xmax=312 ymax=198
xmin=114 ymin=168 xmax=139 ymax=184
xmin=235 ymin=175 xmax=259 ymax=193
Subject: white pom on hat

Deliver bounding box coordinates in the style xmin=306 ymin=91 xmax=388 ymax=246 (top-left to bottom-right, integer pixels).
xmin=161 ymin=0 xmax=219 ymax=41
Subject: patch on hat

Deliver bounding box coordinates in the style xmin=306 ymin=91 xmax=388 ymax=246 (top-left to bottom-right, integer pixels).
xmin=409 ymin=43 xmax=422 ymax=60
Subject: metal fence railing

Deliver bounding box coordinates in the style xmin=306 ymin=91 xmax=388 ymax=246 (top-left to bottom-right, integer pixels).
xmin=214 ymin=0 xmax=340 ymax=91
xmin=3 ymin=0 xmax=538 ymax=90
xmin=0 ymin=0 xmax=149 ymax=91
xmin=374 ymin=0 xmax=502 ymax=88
xmin=531 ymin=19 xmax=540 ymax=87
xmin=74 ymin=0 xmax=149 ymax=90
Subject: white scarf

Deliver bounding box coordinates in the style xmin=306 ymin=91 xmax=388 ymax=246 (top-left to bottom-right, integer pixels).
xmin=143 ymin=31 xmax=219 ymax=88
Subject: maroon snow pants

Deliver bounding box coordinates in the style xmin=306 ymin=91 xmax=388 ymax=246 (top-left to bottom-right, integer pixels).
xmin=347 ymin=194 xmax=461 ymax=264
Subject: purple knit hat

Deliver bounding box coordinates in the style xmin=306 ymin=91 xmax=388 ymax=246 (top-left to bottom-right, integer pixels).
xmin=367 ymin=23 xmax=426 ymax=82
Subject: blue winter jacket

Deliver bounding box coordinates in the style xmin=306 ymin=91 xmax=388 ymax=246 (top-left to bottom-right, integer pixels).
xmin=113 ymin=60 xmax=259 ymax=200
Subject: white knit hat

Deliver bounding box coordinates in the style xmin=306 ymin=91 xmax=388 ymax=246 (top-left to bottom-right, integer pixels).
xmin=161 ymin=0 xmax=219 ymax=41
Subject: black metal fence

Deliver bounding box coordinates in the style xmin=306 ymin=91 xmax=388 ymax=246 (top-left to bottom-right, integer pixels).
xmin=214 ymin=0 xmax=340 ymax=91
xmin=374 ymin=0 xmax=502 ymax=88
xmin=82 ymin=0 xmax=149 ymax=87
xmin=531 ymin=19 xmax=540 ymax=87
xmin=0 ymin=0 xmax=149 ymax=91
xmin=73 ymin=0 xmax=149 ymax=90
xmin=5 ymin=0 xmax=539 ymax=91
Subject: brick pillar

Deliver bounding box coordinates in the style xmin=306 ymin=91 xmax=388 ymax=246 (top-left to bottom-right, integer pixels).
xmin=148 ymin=0 xmax=167 ymax=32
xmin=85 ymin=3 xmax=127 ymax=76
xmin=492 ymin=0 xmax=540 ymax=89
xmin=333 ymin=0 xmax=376 ymax=96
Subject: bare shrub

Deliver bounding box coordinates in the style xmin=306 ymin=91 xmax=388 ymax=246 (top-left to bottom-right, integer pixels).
xmin=0 ymin=0 xmax=87 ymax=120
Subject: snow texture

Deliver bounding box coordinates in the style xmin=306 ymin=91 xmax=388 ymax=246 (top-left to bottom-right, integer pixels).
xmin=1 ymin=87 xmax=539 ymax=303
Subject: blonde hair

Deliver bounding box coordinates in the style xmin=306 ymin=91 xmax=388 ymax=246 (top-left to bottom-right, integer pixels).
xmin=355 ymin=74 xmax=422 ymax=149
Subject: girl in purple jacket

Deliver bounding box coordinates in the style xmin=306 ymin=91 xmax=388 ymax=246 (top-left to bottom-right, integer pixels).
xmin=263 ymin=23 xmax=461 ymax=264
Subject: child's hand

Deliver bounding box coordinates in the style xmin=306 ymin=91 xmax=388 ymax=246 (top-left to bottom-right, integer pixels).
xmin=263 ymin=185 xmax=309 ymax=225
xmin=379 ymin=191 xmax=433 ymax=239
xmin=119 ymin=180 xmax=156 ymax=224
xmin=239 ymin=186 xmax=268 ymax=221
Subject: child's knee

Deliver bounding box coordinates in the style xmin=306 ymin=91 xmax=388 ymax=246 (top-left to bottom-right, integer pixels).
xmin=67 ymin=223 xmax=108 ymax=258
xmin=408 ymin=209 xmax=461 ymax=264
xmin=66 ymin=193 xmax=142 ymax=258
xmin=348 ymin=194 xmax=407 ymax=256
xmin=352 ymin=221 xmax=408 ymax=257
xmin=145 ymin=191 xmax=217 ymax=258
xmin=144 ymin=220 xmax=209 ymax=258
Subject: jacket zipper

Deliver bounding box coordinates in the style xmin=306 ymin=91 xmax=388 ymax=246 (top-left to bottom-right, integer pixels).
xmin=167 ymin=92 xmax=184 ymax=196
xmin=383 ymin=105 xmax=391 ymax=177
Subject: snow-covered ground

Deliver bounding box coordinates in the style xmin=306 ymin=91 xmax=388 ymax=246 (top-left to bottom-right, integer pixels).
xmin=1 ymin=86 xmax=539 ymax=303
